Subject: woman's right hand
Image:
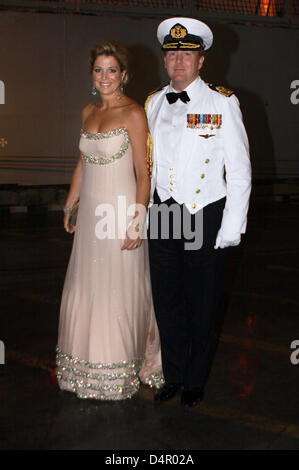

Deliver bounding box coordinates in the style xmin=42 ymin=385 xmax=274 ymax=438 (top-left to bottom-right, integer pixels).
xmin=63 ymin=212 xmax=76 ymax=234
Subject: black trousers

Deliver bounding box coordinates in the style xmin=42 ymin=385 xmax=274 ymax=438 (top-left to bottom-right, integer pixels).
xmin=148 ymin=191 xmax=226 ymax=391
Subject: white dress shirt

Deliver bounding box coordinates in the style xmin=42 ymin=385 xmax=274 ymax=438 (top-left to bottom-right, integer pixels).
xmin=156 ymin=78 xmax=202 ymax=204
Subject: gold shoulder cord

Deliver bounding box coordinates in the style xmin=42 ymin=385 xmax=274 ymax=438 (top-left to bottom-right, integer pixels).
xmin=146 ymin=133 xmax=153 ymax=179
xmin=144 ymin=93 xmax=154 ymax=178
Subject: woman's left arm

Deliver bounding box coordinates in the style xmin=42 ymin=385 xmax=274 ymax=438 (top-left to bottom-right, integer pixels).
xmin=121 ymin=104 xmax=150 ymax=250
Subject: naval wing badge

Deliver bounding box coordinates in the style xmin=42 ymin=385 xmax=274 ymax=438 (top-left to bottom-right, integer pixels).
xmin=199 ymin=134 xmax=215 ymax=139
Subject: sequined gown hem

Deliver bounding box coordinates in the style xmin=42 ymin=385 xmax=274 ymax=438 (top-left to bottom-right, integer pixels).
xmin=56 ymin=346 xmax=164 ymax=400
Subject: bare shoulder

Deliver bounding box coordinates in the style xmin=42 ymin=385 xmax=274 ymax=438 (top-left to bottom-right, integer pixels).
xmin=124 ymin=101 xmax=147 ymax=127
xmin=81 ymin=103 xmax=94 ymax=123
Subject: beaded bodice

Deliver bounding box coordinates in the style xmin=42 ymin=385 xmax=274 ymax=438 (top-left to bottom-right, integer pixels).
xmin=79 ymin=127 xmax=130 ymax=165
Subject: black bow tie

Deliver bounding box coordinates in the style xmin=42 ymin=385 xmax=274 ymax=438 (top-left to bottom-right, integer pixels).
xmin=166 ymin=90 xmax=190 ymax=104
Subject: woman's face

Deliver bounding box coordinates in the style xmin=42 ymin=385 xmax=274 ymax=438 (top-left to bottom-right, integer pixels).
xmin=92 ymin=54 xmax=124 ymax=97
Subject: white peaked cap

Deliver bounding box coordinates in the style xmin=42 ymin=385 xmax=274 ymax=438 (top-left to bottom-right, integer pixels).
xmin=157 ymin=17 xmax=213 ymax=51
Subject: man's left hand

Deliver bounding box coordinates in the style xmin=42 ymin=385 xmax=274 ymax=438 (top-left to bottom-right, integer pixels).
xmin=214 ymin=233 xmax=241 ymax=249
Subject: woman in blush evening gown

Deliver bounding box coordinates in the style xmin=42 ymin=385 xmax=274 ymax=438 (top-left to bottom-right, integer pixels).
xmin=55 ymin=40 xmax=163 ymax=400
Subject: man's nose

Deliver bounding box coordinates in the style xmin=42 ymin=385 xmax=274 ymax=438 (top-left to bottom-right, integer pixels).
xmin=175 ymin=52 xmax=183 ymax=63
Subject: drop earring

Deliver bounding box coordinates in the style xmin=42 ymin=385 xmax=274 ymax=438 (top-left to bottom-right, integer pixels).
xmin=91 ymin=84 xmax=97 ymax=96
xmin=116 ymin=78 xmax=125 ymax=100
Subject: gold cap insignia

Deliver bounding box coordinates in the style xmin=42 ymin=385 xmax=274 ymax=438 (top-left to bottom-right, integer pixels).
xmin=170 ymin=24 xmax=187 ymax=39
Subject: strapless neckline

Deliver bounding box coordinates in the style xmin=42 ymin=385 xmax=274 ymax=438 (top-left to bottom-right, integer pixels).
xmin=79 ymin=127 xmax=130 ymax=165
xmin=80 ymin=127 xmax=128 ymax=139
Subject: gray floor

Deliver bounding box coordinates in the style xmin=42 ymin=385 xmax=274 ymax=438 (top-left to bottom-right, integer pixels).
xmin=0 ymin=201 xmax=298 ymax=450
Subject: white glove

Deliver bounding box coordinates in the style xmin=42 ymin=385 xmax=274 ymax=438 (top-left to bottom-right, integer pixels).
xmin=214 ymin=233 xmax=241 ymax=249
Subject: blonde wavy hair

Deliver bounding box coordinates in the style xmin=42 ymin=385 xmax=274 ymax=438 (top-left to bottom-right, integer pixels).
xmin=89 ymin=40 xmax=130 ymax=84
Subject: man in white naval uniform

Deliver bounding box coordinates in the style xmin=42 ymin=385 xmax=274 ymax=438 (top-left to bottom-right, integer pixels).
xmin=146 ymin=17 xmax=251 ymax=407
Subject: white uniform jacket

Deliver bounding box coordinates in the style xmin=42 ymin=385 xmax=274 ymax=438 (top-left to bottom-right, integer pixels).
xmin=146 ymin=77 xmax=252 ymax=240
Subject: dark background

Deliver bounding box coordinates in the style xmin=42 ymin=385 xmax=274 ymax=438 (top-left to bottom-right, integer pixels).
xmin=0 ymin=8 xmax=298 ymax=187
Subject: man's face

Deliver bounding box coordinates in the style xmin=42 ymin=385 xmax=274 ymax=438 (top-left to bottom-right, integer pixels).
xmin=164 ymin=50 xmax=204 ymax=91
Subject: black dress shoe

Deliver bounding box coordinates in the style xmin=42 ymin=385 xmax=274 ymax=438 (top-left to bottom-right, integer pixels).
xmin=181 ymin=388 xmax=203 ymax=408
xmin=154 ymin=383 xmax=180 ymax=402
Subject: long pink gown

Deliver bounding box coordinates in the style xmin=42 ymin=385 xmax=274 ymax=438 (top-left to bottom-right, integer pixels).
xmin=55 ymin=127 xmax=163 ymax=400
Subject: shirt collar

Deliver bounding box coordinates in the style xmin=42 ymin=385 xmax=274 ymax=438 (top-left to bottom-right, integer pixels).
xmin=168 ymin=76 xmax=202 ymax=101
